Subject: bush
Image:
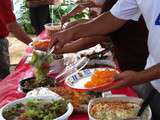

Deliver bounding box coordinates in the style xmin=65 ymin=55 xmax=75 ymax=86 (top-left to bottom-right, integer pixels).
xmin=14 ymin=0 xmax=35 ymax=34
xmin=50 ymin=3 xmax=89 ymax=24
xmin=14 ymin=0 xmax=89 ymax=34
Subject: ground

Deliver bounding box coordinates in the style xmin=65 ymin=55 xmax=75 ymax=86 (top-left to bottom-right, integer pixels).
xmin=8 ymin=36 xmax=28 ymax=65
xmin=7 ymin=35 xmax=35 ymax=71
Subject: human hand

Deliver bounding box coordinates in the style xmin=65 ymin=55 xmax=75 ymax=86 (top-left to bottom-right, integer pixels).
xmin=61 ymin=15 xmax=70 ymax=26
xmin=94 ymin=70 xmax=141 ymax=92
xmin=50 ymin=29 xmax=75 ymax=50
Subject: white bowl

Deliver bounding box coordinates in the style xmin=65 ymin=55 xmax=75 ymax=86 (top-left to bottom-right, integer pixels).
xmin=0 ymin=96 xmax=73 ymax=120
xmin=88 ymin=96 xmax=152 ymax=120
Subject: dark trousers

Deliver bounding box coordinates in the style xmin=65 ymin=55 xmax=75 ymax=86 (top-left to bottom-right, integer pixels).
xmin=134 ymin=83 xmax=160 ymax=120
xmin=0 ymin=38 xmax=10 ymax=79
xmin=29 ymin=5 xmax=51 ymax=35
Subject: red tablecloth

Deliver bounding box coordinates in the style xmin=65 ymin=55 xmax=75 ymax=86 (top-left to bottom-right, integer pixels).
xmin=0 ymin=44 xmax=138 ymax=120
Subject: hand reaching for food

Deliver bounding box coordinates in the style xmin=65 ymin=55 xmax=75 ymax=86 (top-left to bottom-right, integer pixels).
xmin=51 ymin=29 xmax=75 ymax=51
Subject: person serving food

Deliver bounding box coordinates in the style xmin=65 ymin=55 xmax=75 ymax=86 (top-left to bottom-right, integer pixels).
xmin=51 ymin=0 xmax=160 ymax=119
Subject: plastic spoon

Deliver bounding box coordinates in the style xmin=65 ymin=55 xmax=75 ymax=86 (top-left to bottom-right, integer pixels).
xmin=55 ymin=57 xmax=89 ymax=83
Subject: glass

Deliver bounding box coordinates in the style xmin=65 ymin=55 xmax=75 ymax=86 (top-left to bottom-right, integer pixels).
xmin=44 ymin=23 xmax=61 ymax=38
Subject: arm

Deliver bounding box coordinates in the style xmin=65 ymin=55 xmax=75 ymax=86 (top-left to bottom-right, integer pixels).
xmin=73 ymin=12 xmax=126 ymax=38
xmin=130 ymin=63 xmax=160 ymax=85
xmin=2 ymin=0 xmax=32 ymax=45
xmin=53 ymin=12 xmax=126 ymax=48
xmin=54 ymin=35 xmax=107 ymax=54
xmin=53 ymin=0 xmax=140 ymax=49
xmin=7 ymin=22 xmax=32 ymax=45
xmin=101 ymin=63 xmax=160 ymax=92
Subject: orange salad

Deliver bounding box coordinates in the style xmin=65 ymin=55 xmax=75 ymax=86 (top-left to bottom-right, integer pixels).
xmin=32 ymin=40 xmax=50 ymax=50
xmin=85 ymin=70 xmax=117 ymax=88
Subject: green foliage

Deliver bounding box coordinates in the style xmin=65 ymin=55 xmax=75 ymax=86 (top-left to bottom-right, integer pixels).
xmin=14 ymin=0 xmax=89 ymax=34
xmin=15 ymin=0 xmax=35 ymax=34
xmin=50 ymin=3 xmax=89 ymax=24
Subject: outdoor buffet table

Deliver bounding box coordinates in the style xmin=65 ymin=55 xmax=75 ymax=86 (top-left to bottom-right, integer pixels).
xmin=0 ymin=55 xmax=138 ymax=120
xmin=0 ymin=32 xmax=138 ymax=119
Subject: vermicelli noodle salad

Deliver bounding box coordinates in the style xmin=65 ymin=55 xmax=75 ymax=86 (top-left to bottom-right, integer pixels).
xmin=90 ymin=101 xmax=141 ymax=120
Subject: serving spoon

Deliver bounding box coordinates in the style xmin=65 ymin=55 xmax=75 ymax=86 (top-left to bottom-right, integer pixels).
xmin=137 ymin=88 xmax=156 ymax=116
xmin=124 ymin=88 xmax=156 ymax=120
xmin=55 ymin=57 xmax=89 ymax=84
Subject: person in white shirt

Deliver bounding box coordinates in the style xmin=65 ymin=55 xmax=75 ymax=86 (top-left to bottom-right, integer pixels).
xmin=52 ymin=0 xmax=160 ymax=119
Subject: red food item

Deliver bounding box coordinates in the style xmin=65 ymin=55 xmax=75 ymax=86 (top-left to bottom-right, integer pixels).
xmin=42 ymin=63 xmax=50 ymax=69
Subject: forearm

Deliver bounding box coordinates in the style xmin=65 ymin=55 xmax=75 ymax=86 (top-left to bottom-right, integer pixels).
xmin=70 ymin=12 xmax=126 ymax=39
xmin=7 ymin=22 xmax=32 ymax=45
xmin=137 ymin=63 xmax=160 ymax=84
xmin=57 ymin=36 xmax=107 ymax=53
xmin=105 ymin=64 xmax=160 ymax=92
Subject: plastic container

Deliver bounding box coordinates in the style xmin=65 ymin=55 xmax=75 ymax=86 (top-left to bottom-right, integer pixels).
xmin=50 ymin=58 xmax=65 ymax=74
xmin=0 ymin=96 xmax=73 ymax=120
xmin=44 ymin=23 xmax=61 ymax=38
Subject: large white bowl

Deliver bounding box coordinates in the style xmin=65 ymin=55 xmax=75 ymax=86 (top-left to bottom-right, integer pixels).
xmin=0 ymin=96 xmax=73 ymax=120
xmin=88 ymin=96 xmax=152 ymax=120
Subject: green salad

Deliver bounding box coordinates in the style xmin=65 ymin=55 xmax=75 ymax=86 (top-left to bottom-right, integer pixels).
xmin=30 ymin=51 xmax=53 ymax=81
xmin=3 ymin=99 xmax=68 ymax=120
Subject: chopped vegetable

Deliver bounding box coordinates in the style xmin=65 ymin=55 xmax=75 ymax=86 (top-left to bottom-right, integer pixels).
xmin=30 ymin=51 xmax=53 ymax=81
xmin=3 ymin=99 xmax=68 ymax=120
xmin=50 ymin=87 xmax=92 ymax=108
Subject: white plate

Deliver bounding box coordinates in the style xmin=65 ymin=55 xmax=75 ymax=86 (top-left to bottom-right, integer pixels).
xmin=65 ymin=68 xmax=118 ymax=91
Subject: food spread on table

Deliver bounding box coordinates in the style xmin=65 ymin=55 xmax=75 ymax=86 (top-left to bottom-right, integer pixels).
xmin=78 ymin=45 xmax=116 ymax=68
xmin=20 ymin=50 xmax=55 ymax=92
xmin=90 ymin=101 xmax=140 ymax=120
xmin=0 ymin=44 xmax=151 ymax=120
xmin=20 ymin=77 xmax=56 ymax=93
xmin=49 ymin=87 xmax=101 ymax=112
xmin=3 ymin=99 xmax=68 ymax=120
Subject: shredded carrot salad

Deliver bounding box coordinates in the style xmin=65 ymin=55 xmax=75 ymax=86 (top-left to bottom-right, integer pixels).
xmin=85 ymin=70 xmax=117 ymax=88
